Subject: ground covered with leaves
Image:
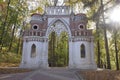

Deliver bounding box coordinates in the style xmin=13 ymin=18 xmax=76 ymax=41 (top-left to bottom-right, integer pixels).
xmin=0 ymin=53 xmax=32 ymax=74
xmin=0 ymin=67 xmax=32 ymax=74
xmin=0 ymin=63 xmax=32 ymax=74
xmin=78 ymin=69 xmax=120 ymax=80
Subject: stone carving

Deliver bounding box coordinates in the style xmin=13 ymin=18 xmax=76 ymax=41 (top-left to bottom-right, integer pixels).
xmin=47 ymin=21 xmax=68 ymax=37
xmin=46 ymin=6 xmax=71 ymax=15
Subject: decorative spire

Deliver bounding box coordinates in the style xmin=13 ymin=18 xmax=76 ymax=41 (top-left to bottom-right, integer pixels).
xmin=54 ymin=0 xmax=58 ymax=6
xmin=52 ymin=0 xmax=64 ymax=6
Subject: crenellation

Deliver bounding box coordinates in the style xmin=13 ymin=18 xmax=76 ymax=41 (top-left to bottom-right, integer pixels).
xmin=46 ymin=6 xmax=71 ymax=15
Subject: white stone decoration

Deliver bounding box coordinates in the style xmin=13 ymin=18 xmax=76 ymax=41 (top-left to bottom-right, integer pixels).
xmin=47 ymin=21 xmax=68 ymax=37
xmin=47 ymin=18 xmax=71 ymax=37
xmin=46 ymin=6 xmax=71 ymax=15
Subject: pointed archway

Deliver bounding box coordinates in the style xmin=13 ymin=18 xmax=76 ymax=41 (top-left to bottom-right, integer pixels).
xmin=46 ymin=18 xmax=71 ymax=38
xmin=48 ymin=31 xmax=69 ymax=67
xmin=46 ymin=19 xmax=70 ymax=67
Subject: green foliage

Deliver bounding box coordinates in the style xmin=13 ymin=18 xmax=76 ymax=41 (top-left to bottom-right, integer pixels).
xmin=48 ymin=32 xmax=68 ymax=67
xmin=0 ymin=0 xmax=26 ymax=67
xmin=0 ymin=52 xmax=21 ymax=63
xmin=84 ymin=0 xmax=119 ymax=70
xmin=0 ymin=0 xmax=120 ymax=70
xmin=0 ymin=0 xmax=28 ymax=53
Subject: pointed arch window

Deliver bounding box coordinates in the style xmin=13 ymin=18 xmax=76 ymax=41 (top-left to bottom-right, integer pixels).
xmin=80 ymin=44 xmax=86 ymax=58
xmin=31 ymin=44 xmax=36 ymax=58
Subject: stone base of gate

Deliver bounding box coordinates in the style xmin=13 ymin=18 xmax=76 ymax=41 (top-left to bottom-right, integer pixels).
xmin=68 ymin=64 xmax=97 ymax=70
xmin=19 ymin=62 xmax=49 ymax=69
xmin=20 ymin=63 xmax=97 ymax=70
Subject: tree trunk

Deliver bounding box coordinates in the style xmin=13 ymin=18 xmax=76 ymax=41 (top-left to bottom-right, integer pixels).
xmin=96 ymin=20 xmax=101 ymax=68
xmin=0 ymin=0 xmax=11 ymax=51
xmin=101 ymin=0 xmax=111 ymax=69
xmin=114 ymin=31 xmax=119 ymax=70
xmin=8 ymin=25 xmax=16 ymax=51
xmin=19 ymin=39 xmax=23 ymax=54
xmin=16 ymin=37 xmax=21 ymax=54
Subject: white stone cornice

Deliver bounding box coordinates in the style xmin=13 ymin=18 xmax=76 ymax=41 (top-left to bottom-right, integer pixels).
xmin=23 ymin=36 xmax=47 ymax=42
xmin=71 ymin=36 xmax=94 ymax=42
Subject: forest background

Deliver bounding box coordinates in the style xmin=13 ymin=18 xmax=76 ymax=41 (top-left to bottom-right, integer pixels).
xmin=0 ymin=0 xmax=120 ymax=70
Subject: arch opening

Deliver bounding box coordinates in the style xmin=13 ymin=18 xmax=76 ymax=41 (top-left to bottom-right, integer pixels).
xmin=48 ymin=20 xmax=69 ymax=67
xmin=31 ymin=44 xmax=36 ymax=58
xmin=80 ymin=44 xmax=86 ymax=58
xmin=46 ymin=18 xmax=71 ymax=38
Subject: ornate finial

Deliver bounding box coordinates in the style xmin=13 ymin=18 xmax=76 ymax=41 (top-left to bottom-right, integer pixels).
xmin=54 ymin=0 xmax=58 ymax=6
xmin=52 ymin=0 xmax=64 ymax=6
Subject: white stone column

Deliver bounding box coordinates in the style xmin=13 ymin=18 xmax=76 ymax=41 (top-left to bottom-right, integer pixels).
xmin=20 ymin=39 xmax=29 ymax=68
xmin=68 ymin=39 xmax=74 ymax=68
xmin=20 ymin=41 xmax=26 ymax=67
xmin=90 ymin=38 xmax=97 ymax=69
xmin=86 ymin=42 xmax=91 ymax=63
xmin=90 ymin=40 xmax=95 ymax=64
xmin=41 ymin=38 xmax=49 ymax=68
xmin=37 ymin=42 xmax=43 ymax=68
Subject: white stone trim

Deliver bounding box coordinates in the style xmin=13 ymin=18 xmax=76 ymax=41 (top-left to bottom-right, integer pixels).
xmin=46 ymin=18 xmax=71 ymax=38
xmin=23 ymin=36 xmax=47 ymax=42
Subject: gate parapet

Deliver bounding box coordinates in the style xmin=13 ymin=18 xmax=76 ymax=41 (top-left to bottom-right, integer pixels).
xmin=46 ymin=6 xmax=71 ymax=15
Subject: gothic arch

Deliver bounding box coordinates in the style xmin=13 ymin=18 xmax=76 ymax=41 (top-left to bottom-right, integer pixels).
xmin=80 ymin=44 xmax=86 ymax=58
xmin=46 ymin=18 xmax=71 ymax=38
xmin=31 ymin=44 xmax=36 ymax=58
